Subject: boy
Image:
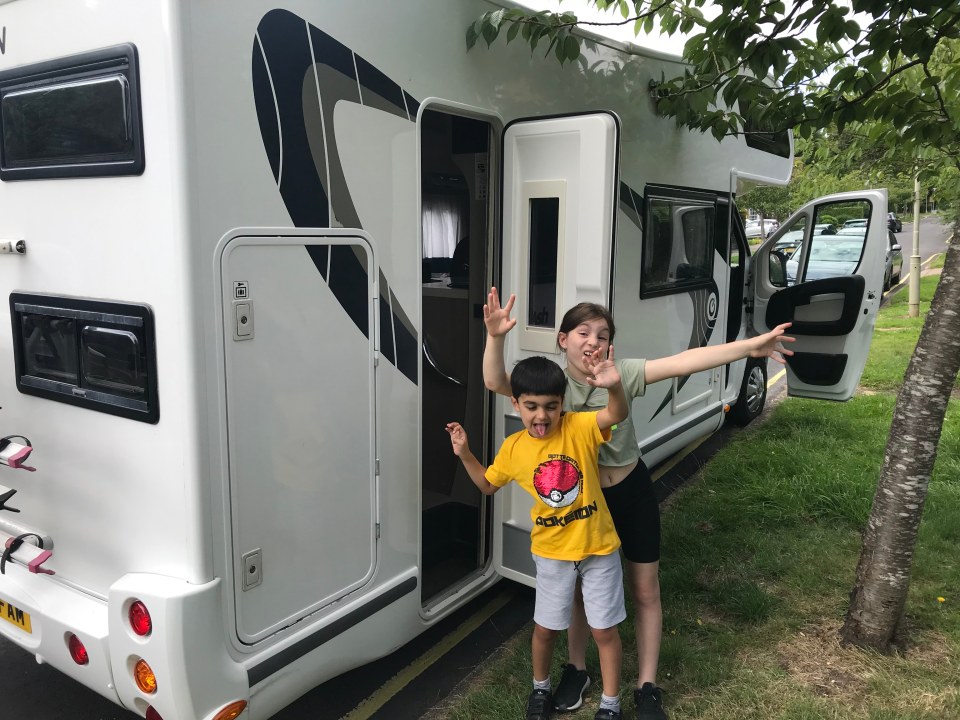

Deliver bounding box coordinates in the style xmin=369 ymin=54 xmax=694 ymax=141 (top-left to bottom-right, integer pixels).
xmin=446 ymin=353 xmax=629 ymax=720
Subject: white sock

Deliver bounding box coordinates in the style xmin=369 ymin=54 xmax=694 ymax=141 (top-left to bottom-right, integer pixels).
xmin=533 ymin=677 xmax=551 ymax=692
xmin=599 ymin=692 xmax=621 ymax=713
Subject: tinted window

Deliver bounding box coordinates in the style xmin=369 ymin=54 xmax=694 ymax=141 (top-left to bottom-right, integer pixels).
xmin=3 ymin=76 xmax=133 ymax=165
xmin=20 ymin=314 xmax=78 ymax=383
xmin=642 ymin=190 xmax=716 ymax=296
xmin=10 ymin=294 xmax=158 ymax=423
xmin=0 ymin=44 xmax=143 ymax=179
xmin=528 ymin=197 xmax=559 ymax=328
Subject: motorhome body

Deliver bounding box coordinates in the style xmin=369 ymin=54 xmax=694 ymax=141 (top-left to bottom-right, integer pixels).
xmin=0 ymin=1 xmax=889 ymax=718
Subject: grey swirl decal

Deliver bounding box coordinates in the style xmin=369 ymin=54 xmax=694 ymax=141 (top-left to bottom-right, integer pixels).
xmin=253 ymin=8 xmax=418 ymax=384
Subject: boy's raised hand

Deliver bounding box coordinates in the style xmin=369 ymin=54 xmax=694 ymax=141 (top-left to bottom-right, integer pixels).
xmin=483 ymin=287 xmax=517 ymax=338
xmin=584 ymin=345 xmax=621 ymax=388
xmin=750 ymin=322 xmax=796 ymax=365
xmin=446 ymin=422 xmax=470 ymax=457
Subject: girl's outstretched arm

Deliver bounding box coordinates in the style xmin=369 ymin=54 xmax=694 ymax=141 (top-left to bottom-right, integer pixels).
xmin=482 ymin=287 xmax=515 ymax=397
xmin=644 ymin=323 xmax=796 ymax=385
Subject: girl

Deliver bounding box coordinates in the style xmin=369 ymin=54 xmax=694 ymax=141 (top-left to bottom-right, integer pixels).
xmin=482 ymin=288 xmax=794 ymax=719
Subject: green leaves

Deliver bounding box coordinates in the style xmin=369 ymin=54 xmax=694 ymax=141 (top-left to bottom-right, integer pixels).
xmin=466 ymin=1 xmax=960 ymax=184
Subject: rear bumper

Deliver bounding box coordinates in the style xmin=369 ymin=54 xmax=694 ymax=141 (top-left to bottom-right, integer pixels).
xmin=0 ymin=565 xmax=120 ymax=704
xmin=0 ymin=568 xmax=249 ymax=718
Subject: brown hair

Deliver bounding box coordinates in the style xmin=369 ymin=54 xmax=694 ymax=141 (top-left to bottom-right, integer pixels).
xmin=557 ymin=303 xmax=616 ymax=343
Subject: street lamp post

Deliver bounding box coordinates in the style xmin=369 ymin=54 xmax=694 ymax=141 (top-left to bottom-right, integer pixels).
xmin=909 ymin=172 xmax=921 ymax=318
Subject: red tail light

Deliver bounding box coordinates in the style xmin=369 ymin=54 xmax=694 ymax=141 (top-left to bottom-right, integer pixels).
xmin=67 ymin=633 xmax=89 ymax=665
xmin=145 ymin=706 xmax=164 ymax=720
xmin=129 ymin=600 xmax=153 ymax=636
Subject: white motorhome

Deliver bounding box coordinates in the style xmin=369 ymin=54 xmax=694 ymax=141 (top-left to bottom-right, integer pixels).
xmin=0 ymin=2 xmax=889 ymax=719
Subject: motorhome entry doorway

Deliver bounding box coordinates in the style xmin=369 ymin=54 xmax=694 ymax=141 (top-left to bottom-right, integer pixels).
xmin=419 ymin=109 xmax=494 ymax=604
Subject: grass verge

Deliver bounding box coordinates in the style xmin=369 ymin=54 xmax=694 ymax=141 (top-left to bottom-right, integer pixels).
xmin=433 ymin=270 xmax=960 ymax=719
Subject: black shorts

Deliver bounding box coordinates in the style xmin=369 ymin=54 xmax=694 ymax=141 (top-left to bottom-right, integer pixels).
xmin=602 ymin=461 xmax=661 ymax=564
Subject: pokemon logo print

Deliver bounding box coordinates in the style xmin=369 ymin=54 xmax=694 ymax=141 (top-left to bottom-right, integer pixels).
xmin=533 ymin=454 xmax=582 ymax=508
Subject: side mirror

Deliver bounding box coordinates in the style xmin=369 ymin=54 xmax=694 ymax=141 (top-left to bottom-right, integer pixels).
xmin=892 ymin=244 xmax=902 ymax=252
xmin=769 ymin=250 xmax=788 ymax=288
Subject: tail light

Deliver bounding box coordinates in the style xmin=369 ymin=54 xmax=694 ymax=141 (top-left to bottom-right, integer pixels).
xmin=133 ymin=658 xmax=158 ymax=694
xmin=67 ymin=633 xmax=89 ymax=665
xmin=212 ymin=700 xmax=248 ymax=720
xmin=129 ymin=600 xmax=153 ymax=637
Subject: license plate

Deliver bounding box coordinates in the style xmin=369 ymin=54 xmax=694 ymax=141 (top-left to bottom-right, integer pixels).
xmin=0 ymin=595 xmax=32 ymax=634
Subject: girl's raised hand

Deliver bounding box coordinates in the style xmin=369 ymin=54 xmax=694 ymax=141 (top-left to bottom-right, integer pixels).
xmin=751 ymin=322 xmax=796 ymax=364
xmin=584 ymin=345 xmax=621 ymax=388
xmin=483 ymin=287 xmax=517 ymax=337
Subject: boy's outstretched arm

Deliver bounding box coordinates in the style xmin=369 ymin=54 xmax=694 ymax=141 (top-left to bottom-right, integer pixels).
xmin=446 ymin=422 xmax=498 ymax=495
xmin=644 ymin=322 xmax=796 ymax=385
xmin=482 ymin=287 xmax=515 ymax=397
xmin=585 ymin=346 xmax=629 ymax=431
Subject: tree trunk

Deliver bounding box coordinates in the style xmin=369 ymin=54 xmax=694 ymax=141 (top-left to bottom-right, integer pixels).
xmin=842 ymin=229 xmax=960 ymax=651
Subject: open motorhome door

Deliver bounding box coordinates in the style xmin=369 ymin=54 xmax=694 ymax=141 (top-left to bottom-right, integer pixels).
xmin=750 ymin=189 xmax=888 ymax=401
xmin=492 ymin=112 xmax=619 ymax=588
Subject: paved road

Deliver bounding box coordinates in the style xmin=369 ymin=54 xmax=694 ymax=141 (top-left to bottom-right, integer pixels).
xmin=2 ymin=216 xmax=951 ymax=720
xmin=900 ymin=213 xmax=951 ymax=259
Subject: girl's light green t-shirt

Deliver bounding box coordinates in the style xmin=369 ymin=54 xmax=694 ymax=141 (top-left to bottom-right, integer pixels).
xmin=564 ymin=358 xmax=646 ymax=467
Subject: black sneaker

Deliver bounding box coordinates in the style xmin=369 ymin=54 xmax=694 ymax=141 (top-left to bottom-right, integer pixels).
xmin=594 ymin=708 xmax=622 ymax=720
xmin=634 ymin=683 xmax=667 ymax=720
xmin=553 ymin=663 xmax=591 ymax=711
xmin=526 ymin=688 xmax=554 ymax=720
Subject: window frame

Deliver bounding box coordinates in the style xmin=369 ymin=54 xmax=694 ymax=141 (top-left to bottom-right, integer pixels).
xmin=0 ymin=43 xmax=144 ymax=180
xmin=10 ymin=293 xmax=159 ymax=423
xmin=517 ymin=179 xmax=567 ymax=353
xmin=640 ymin=185 xmax=719 ymax=299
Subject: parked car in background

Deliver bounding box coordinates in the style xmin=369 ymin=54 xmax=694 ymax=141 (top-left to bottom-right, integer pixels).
xmin=843 ymin=218 xmax=868 ymax=229
xmin=773 ymin=230 xmax=803 ymax=256
xmin=744 ymin=217 xmax=779 ymax=240
xmin=888 ymin=212 xmax=903 ymax=232
xmin=886 ymin=230 xmax=904 ymax=288
xmin=772 ymin=223 xmax=837 ymax=258
xmin=786 ymin=238 xmax=865 ymax=285
xmin=833 ymin=226 xmax=903 ymax=289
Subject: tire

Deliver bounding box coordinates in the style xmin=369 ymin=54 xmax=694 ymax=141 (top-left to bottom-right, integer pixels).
xmin=883 ymin=270 xmax=890 ymax=291
xmin=729 ymin=358 xmax=767 ymax=426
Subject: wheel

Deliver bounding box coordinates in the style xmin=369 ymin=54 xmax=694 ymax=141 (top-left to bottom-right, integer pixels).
xmin=883 ymin=270 xmax=890 ymax=291
xmin=729 ymin=358 xmax=767 ymax=426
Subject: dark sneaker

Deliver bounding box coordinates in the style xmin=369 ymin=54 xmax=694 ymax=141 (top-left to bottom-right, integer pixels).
xmin=634 ymin=683 xmax=667 ymax=720
xmin=594 ymin=708 xmax=622 ymax=720
xmin=553 ymin=663 xmax=591 ymax=711
xmin=526 ymin=688 xmax=554 ymax=720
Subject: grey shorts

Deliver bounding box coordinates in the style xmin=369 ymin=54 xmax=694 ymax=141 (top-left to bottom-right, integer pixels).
xmin=532 ymin=552 xmax=626 ymax=631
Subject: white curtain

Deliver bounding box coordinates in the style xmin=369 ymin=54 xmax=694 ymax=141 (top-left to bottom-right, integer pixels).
xmin=422 ymin=195 xmax=462 ymax=258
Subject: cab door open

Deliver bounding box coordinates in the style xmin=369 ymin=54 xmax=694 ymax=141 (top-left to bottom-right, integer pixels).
xmin=750 ymin=189 xmax=888 ymax=400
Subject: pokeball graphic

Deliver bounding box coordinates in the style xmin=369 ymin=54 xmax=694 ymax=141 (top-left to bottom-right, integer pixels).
xmin=532 ymin=458 xmax=582 ymax=509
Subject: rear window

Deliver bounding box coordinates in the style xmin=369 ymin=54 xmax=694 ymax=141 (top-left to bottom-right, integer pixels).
xmin=10 ymin=293 xmax=159 ymax=423
xmin=0 ymin=44 xmax=144 ymax=180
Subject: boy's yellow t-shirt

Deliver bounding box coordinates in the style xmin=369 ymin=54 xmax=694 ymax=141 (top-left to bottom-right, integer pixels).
xmin=486 ymin=411 xmax=620 ymax=562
